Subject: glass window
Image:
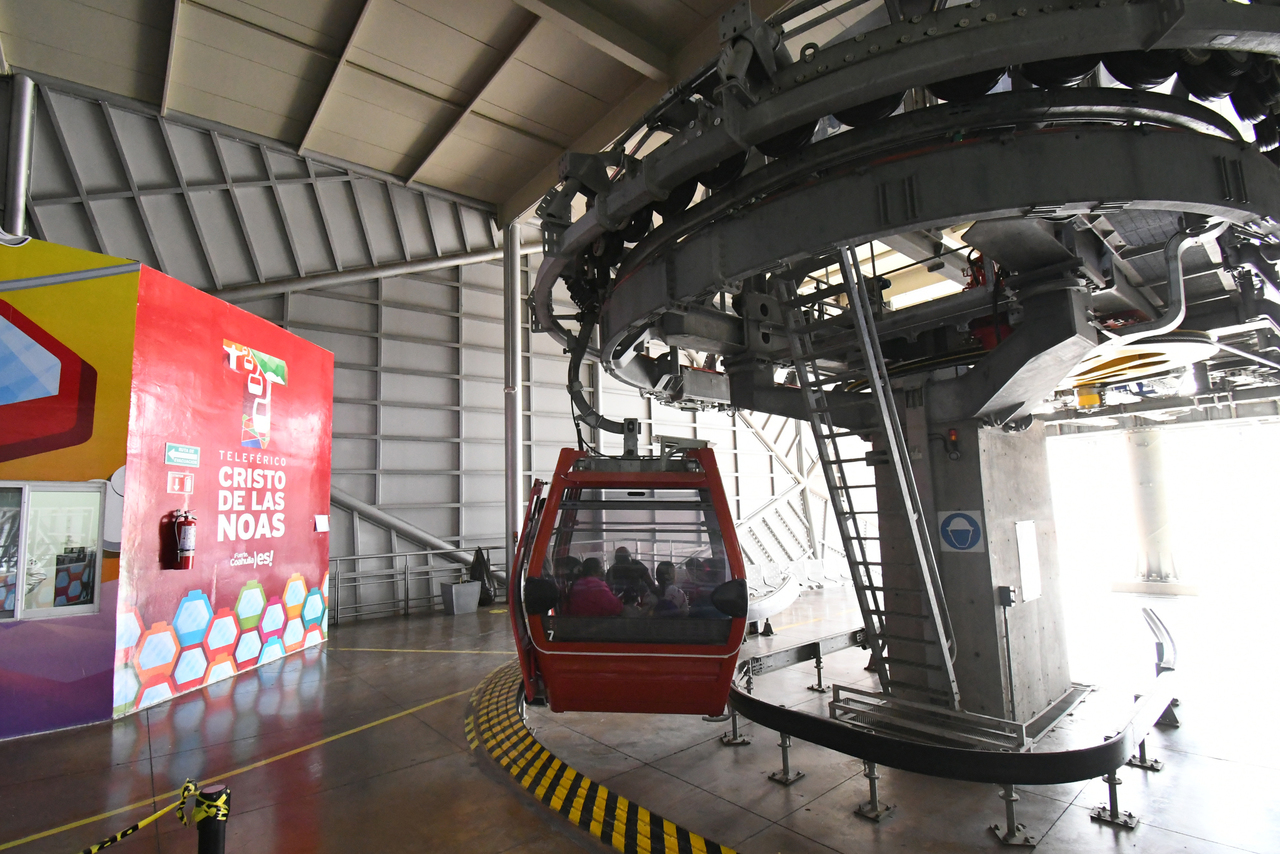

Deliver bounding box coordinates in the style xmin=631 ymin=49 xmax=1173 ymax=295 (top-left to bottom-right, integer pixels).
xmin=0 ymin=487 xmax=20 ymax=618
xmin=542 ymin=486 xmax=737 ymax=645
xmin=0 ymin=483 xmax=104 ymax=621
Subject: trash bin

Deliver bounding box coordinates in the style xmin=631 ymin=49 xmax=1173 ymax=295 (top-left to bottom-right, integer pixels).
xmin=442 ymin=580 xmax=482 ymax=615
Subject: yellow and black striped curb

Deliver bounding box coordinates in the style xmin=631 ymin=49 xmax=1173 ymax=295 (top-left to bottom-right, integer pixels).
xmin=466 ymin=663 xmax=737 ymax=854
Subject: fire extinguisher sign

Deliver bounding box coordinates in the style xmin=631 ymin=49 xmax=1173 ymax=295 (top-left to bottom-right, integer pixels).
xmin=167 ymin=471 xmax=194 ymax=495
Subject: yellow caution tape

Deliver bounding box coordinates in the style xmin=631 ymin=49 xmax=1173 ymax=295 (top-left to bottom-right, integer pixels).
xmin=177 ymin=785 xmax=229 ymax=827
xmin=76 ymin=780 xmax=199 ymax=854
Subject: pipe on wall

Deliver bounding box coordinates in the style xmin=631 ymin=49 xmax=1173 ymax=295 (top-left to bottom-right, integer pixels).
xmin=329 ymin=485 xmax=473 ymax=567
xmin=218 ymin=242 xmax=543 ymax=301
xmin=5 ymin=74 xmax=36 ymax=237
xmin=504 ymin=222 xmax=525 ymax=563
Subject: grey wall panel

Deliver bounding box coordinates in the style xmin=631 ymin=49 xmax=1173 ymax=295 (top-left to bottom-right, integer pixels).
xmin=382 ymin=339 xmax=458 ymax=373
xmin=289 ymin=293 xmax=378 ymax=331
xmin=138 ymin=194 xmax=212 ymax=286
xmin=381 ymin=372 xmax=456 ymax=406
xmin=314 ymin=180 xmax=371 ymax=269
xmin=381 ymin=307 xmax=455 ymax=340
xmin=381 ymin=276 xmax=456 ymax=310
xmin=426 ymin=197 xmax=464 ymax=254
xmin=389 ymin=187 xmax=436 ymax=258
xmin=351 ymin=179 xmax=402 ymax=264
xmin=334 ymin=367 xmax=378 ymax=399
xmin=276 ymin=183 xmax=336 ymax=274
xmin=234 ymin=185 xmax=295 ymax=278
xmin=112 ymin=110 xmax=180 ymax=189
xmin=46 ymin=93 xmax=129 ymax=194
xmin=89 ymin=197 xmax=159 ymax=267
xmin=188 ymin=190 xmax=257 ymax=283
xmin=216 ymin=137 xmax=269 ymax=183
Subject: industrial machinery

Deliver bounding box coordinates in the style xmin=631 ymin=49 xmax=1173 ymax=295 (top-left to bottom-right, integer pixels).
xmin=516 ymin=0 xmax=1278 ymax=834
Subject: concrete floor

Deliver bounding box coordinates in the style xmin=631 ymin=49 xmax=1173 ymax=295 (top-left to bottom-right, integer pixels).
xmin=1 ymin=584 xmax=1277 ymax=854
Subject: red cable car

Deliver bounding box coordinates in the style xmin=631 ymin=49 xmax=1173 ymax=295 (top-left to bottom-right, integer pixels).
xmin=509 ymin=446 xmax=749 ymax=715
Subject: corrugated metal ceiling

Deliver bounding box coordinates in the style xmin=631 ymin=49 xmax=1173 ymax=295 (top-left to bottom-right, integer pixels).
xmin=0 ymin=0 xmax=781 ymax=219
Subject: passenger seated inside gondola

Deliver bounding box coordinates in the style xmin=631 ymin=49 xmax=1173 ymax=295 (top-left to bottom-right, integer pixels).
xmin=565 ymin=558 xmax=623 ymax=617
xmin=608 ymin=547 xmax=660 ymax=610
xmin=653 ymin=561 xmax=689 ymax=617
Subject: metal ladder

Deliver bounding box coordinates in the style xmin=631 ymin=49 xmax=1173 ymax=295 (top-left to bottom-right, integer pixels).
xmin=775 ymin=243 xmax=961 ymax=709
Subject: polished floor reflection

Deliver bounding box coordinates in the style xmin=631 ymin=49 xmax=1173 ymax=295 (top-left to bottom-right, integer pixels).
xmin=2 ymin=584 xmax=1276 ymax=854
xmin=0 ymin=609 xmax=588 ymax=854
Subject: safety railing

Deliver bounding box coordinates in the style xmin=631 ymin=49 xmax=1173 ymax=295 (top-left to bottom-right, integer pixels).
xmin=328 ymin=545 xmax=508 ymax=625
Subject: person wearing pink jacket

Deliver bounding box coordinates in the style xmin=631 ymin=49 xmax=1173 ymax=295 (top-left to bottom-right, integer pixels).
xmin=566 ymin=558 xmax=623 ymax=617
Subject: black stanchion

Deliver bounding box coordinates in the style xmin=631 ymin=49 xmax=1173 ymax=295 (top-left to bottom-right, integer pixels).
xmin=195 ymin=785 xmax=230 ymax=854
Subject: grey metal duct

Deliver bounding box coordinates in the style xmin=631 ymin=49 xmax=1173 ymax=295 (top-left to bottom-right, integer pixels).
xmin=5 ymin=74 xmax=36 ymax=237
xmin=329 ymin=485 xmax=473 ymax=567
xmin=219 ymin=243 xmax=544 ymax=301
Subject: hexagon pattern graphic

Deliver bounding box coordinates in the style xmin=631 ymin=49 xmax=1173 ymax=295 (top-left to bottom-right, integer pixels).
xmin=282 ymin=618 xmax=305 ymax=652
xmin=116 ymin=608 xmax=144 ymax=656
xmin=203 ymin=609 xmax=239 ymax=658
xmin=302 ymin=589 xmax=324 ymax=628
xmin=113 ymin=666 xmax=140 ymax=709
xmin=137 ymin=676 xmax=176 ymax=710
xmin=283 ymin=573 xmax=307 ymax=619
xmin=174 ymin=647 xmax=208 ymax=690
xmin=234 ymin=630 xmax=263 ymax=666
xmin=205 ymin=654 xmax=236 ymax=685
xmin=258 ymin=636 xmax=285 ymax=665
xmin=260 ymin=598 xmax=285 ymax=640
xmin=173 ymin=591 xmax=213 ymax=647
xmin=234 ymin=581 xmax=266 ymax=630
xmin=118 ymin=571 xmax=328 ymax=718
xmin=134 ymin=624 xmax=180 ymax=682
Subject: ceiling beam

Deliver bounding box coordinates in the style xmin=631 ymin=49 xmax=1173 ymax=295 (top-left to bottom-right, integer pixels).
xmin=160 ymin=0 xmax=182 ymax=115
xmin=407 ymin=14 xmax=540 ymax=185
xmin=512 ymin=0 xmax=669 ymax=80
xmin=298 ymin=0 xmax=374 ymax=154
xmin=499 ymin=0 xmax=791 ymax=223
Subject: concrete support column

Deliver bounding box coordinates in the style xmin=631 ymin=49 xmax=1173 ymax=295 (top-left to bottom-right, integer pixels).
xmin=1126 ymin=430 xmax=1174 ymax=582
xmin=5 ymin=74 xmax=36 ymax=237
xmin=918 ymin=414 xmax=1071 ymax=721
xmin=503 ymin=222 xmax=524 ymax=563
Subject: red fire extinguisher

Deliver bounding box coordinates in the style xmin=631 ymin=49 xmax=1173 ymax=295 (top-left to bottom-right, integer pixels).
xmin=174 ymin=510 xmax=197 ymax=570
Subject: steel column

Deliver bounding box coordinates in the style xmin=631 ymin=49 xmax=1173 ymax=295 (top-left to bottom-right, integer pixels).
xmin=5 ymin=74 xmax=36 ymax=236
xmin=504 ymin=221 xmax=525 ymax=564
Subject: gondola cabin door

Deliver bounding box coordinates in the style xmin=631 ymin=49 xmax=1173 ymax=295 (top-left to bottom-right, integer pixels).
xmin=516 ymin=448 xmax=748 ymax=715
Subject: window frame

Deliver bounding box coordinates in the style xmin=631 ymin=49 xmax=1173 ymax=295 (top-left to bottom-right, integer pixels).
xmin=0 ymin=480 xmax=106 ymax=621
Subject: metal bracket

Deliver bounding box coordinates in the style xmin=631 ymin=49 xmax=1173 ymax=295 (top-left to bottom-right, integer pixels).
xmin=1090 ymin=771 xmax=1140 ymax=829
xmin=1126 ymin=738 xmax=1163 ymax=772
xmin=768 ymin=733 xmax=805 ymax=785
xmin=990 ymin=784 xmax=1037 ymax=846
xmin=854 ymin=761 xmax=895 ymax=822
xmin=720 ymin=709 xmax=751 ymax=746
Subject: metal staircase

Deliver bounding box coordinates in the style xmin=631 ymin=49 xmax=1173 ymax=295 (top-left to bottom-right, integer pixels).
xmin=775 ymin=244 xmax=961 ymax=709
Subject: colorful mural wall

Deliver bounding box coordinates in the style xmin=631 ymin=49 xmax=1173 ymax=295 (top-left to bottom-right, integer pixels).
xmin=0 ymin=240 xmax=333 ymax=740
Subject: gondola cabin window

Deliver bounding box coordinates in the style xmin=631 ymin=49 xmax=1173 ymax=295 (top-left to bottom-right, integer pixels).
xmin=542 ymin=485 xmax=735 ymax=645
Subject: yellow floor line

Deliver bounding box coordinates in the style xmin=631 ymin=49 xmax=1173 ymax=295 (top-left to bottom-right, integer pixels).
xmin=771 ymin=606 xmax=861 ymax=632
xmin=0 ymin=688 xmax=470 ymax=851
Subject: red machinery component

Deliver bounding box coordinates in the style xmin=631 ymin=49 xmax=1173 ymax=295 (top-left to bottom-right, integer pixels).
xmin=509 ymin=447 xmax=748 ymax=715
xmin=173 ymin=510 xmax=197 ymax=570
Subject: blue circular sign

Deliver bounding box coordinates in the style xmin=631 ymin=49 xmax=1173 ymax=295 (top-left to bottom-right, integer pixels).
xmin=940 ymin=512 xmax=982 ymax=551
